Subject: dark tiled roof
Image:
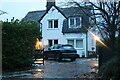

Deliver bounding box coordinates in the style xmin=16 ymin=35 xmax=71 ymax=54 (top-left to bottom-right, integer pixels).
xmin=23 ymin=6 xmax=92 ymax=33
xmin=60 ymin=7 xmax=84 ymax=17
xmin=23 ymin=6 xmax=92 ymax=22
xmin=38 ymin=5 xmax=68 ymax=22
xmin=62 ymin=19 xmax=88 ymax=33
xmin=61 ymin=6 xmax=91 ymax=33
xmin=22 ymin=10 xmax=46 ymax=22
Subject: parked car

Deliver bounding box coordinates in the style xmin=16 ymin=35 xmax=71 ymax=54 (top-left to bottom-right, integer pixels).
xmin=43 ymin=44 xmax=79 ymax=61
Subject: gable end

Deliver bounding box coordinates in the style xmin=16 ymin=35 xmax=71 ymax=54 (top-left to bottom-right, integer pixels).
xmin=38 ymin=5 xmax=67 ymax=22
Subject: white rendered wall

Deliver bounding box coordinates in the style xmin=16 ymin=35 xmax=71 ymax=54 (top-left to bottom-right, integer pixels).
xmin=41 ymin=6 xmax=66 ymax=48
xmin=40 ymin=6 xmax=96 ymax=57
xmin=87 ymin=30 xmax=96 ymax=52
xmin=64 ymin=33 xmax=87 ymax=57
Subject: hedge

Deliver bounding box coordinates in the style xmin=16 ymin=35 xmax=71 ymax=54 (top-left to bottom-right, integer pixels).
xmin=99 ymin=56 xmax=120 ymax=79
xmin=98 ymin=39 xmax=120 ymax=79
xmin=2 ymin=20 xmax=40 ymax=70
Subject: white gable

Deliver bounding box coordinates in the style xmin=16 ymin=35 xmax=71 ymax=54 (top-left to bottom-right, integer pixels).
xmin=40 ymin=6 xmax=96 ymax=58
xmin=41 ymin=6 xmax=66 ymax=47
xmin=40 ymin=6 xmax=66 ymax=22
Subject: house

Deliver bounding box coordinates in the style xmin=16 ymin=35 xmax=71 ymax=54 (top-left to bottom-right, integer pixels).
xmin=23 ymin=0 xmax=96 ymax=57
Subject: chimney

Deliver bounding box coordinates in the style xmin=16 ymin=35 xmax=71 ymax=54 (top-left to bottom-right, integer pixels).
xmin=46 ymin=0 xmax=55 ymax=10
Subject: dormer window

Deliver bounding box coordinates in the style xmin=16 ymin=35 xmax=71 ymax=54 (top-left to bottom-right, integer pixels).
xmin=69 ymin=17 xmax=81 ymax=28
xmin=48 ymin=19 xmax=58 ymax=28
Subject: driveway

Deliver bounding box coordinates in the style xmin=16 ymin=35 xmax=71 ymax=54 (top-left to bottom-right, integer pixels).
xmin=2 ymin=58 xmax=98 ymax=79
xmin=44 ymin=58 xmax=98 ymax=78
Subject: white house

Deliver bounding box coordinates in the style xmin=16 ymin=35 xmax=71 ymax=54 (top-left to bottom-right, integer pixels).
xmin=23 ymin=0 xmax=96 ymax=57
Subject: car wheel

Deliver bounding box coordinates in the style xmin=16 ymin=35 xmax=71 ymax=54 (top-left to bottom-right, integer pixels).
xmin=71 ymin=58 xmax=76 ymax=61
xmin=56 ymin=54 xmax=62 ymax=61
xmin=44 ymin=56 xmax=48 ymax=60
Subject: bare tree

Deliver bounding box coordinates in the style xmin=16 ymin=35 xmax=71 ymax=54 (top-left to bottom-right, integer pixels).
xmin=64 ymin=0 xmax=120 ymax=52
xmin=0 ymin=10 xmax=7 ymax=15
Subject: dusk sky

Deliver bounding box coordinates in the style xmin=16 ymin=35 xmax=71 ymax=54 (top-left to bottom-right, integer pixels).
xmin=0 ymin=0 xmax=96 ymax=21
xmin=0 ymin=0 xmax=65 ymax=21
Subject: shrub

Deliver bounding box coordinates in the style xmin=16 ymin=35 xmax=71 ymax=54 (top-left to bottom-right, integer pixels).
xmin=99 ymin=56 xmax=120 ymax=80
xmin=2 ymin=20 xmax=40 ymax=70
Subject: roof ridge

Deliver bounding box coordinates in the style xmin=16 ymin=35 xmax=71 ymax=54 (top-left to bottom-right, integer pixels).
xmin=29 ymin=10 xmax=46 ymax=13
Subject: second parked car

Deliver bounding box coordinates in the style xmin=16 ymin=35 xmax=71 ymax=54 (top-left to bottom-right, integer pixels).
xmin=43 ymin=44 xmax=79 ymax=61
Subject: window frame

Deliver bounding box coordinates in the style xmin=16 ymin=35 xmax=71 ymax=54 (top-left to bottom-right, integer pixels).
xmin=54 ymin=20 xmax=58 ymax=28
xmin=48 ymin=19 xmax=58 ymax=29
xmin=67 ymin=39 xmax=74 ymax=47
xmin=67 ymin=39 xmax=84 ymax=49
xmin=48 ymin=20 xmax=53 ymax=28
xmin=48 ymin=39 xmax=58 ymax=47
xmin=69 ymin=17 xmax=82 ymax=28
xmin=76 ymin=39 xmax=83 ymax=49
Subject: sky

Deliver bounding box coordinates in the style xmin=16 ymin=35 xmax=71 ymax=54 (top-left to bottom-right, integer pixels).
xmin=0 ymin=0 xmax=65 ymax=21
xmin=0 ymin=0 xmax=97 ymax=21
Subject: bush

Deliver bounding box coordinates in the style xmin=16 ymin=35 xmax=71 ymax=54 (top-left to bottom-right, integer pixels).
xmin=99 ymin=56 xmax=120 ymax=80
xmin=2 ymin=20 xmax=40 ymax=70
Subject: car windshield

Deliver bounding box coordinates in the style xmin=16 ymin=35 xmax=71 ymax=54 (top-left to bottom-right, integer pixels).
xmin=62 ymin=45 xmax=74 ymax=49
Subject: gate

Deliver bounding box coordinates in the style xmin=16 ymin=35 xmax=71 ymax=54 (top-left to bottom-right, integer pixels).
xmin=33 ymin=49 xmax=44 ymax=65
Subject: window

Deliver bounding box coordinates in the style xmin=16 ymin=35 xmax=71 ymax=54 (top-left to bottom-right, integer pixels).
xmin=48 ymin=20 xmax=53 ymax=28
xmin=48 ymin=19 xmax=58 ymax=28
xmin=76 ymin=17 xmax=80 ymax=27
xmin=54 ymin=40 xmax=58 ymax=44
xmin=76 ymin=40 xmax=83 ymax=48
xmin=48 ymin=39 xmax=58 ymax=47
xmin=69 ymin=17 xmax=81 ymax=28
xmin=48 ymin=40 xmax=52 ymax=47
xmin=54 ymin=20 xmax=58 ymax=28
xmin=67 ymin=39 xmax=83 ymax=49
xmin=67 ymin=40 xmax=74 ymax=47
xmin=70 ymin=18 xmax=74 ymax=27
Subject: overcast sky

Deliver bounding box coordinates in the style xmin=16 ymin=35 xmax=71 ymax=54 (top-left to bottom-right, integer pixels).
xmin=0 ymin=0 xmax=65 ymax=21
xmin=0 ymin=0 xmax=97 ymax=21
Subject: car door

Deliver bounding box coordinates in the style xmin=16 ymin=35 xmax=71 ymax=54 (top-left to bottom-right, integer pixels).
xmin=51 ymin=45 xmax=60 ymax=57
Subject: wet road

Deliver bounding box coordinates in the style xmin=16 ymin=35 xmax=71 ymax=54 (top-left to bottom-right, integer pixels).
xmin=2 ymin=58 xmax=98 ymax=78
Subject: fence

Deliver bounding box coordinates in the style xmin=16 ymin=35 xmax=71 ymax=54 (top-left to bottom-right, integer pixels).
xmin=33 ymin=49 xmax=44 ymax=65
